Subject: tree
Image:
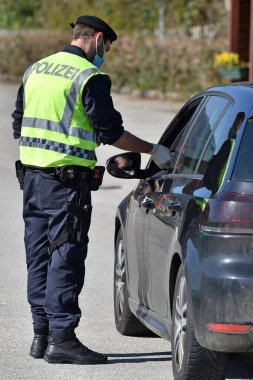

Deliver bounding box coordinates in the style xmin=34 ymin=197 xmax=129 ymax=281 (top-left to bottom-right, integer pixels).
xmin=0 ymin=0 xmax=41 ymax=28
xmin=0 ymin=0 xmax=228 ymax=35
xmin=167 ymin=0 xmax=227 ymax=31
xmin=39 ymin=0 xmax=160 ymax=32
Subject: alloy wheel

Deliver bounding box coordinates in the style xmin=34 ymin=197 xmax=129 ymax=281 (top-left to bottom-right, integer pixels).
xmin=174 ymin=275 xmax=187 ymax=371
xmin=115 ymin=239 xmax=126 ymax=320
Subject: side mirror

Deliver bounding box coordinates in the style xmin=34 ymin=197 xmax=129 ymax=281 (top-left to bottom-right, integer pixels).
xmin=106 ymin=152 xmax=141 ymax=179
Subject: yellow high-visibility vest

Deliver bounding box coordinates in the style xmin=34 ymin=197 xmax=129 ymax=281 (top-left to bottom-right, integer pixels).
xmin=20 ymin=51 xmax=107 ymax=168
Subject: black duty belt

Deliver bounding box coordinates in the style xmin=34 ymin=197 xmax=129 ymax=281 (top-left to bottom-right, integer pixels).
xmin=16 ymin=162 xmax=105 ymax=191
xmin=25 ymin=165 xmax=91 ymax=174
xmin=25 ymin=165 xmax=92 ymax=186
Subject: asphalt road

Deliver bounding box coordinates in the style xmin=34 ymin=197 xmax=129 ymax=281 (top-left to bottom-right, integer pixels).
xmin=1 ymin=82 xmax=253 ymax=380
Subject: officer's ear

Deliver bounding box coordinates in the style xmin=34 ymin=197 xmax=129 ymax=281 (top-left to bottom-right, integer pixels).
xmin=95 ymin=32 xmax=104 ymax=46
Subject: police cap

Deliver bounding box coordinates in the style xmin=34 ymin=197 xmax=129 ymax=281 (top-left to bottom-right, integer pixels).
xmin=70 ymin=15 xmax=117 ymax=42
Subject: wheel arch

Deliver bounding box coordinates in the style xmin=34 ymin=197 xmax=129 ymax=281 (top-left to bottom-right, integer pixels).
xmin=169 ymin=253 xmax=182 ymax=317
xmin=114 ymin=216 xmax=121 ymax=247
xmin=114 ymin=191 xmax=132 ymax=247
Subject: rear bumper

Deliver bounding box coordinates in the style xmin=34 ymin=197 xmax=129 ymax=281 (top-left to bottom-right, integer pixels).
xmin=200 ymin=326 xmax=253 ymax=352
xmin=185 ymin=233 xmax=253 ymax=352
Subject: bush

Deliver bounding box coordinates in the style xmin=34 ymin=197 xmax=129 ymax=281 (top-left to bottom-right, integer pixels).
xmin=0 ymin=30 xmax=227 ymax=95
xmin=108 ymin=34 xmax=227 ymax=96
xmin=0 ymin=30 xmax=70 ymax=80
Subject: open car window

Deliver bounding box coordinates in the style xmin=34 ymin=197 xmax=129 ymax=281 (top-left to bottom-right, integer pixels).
xmin=144 ymin=96 xmax=205 ymax=178
xmin=174 ymin=96 xmax=229 ymax=175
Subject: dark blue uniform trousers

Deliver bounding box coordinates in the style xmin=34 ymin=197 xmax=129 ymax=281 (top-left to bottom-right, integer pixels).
xmin=23 ymin=171 xmax=91 ymax=340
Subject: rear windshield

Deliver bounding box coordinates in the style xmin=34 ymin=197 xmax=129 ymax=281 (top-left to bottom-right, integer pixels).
xmin=232 ymin=119 xmax=253 ymax=181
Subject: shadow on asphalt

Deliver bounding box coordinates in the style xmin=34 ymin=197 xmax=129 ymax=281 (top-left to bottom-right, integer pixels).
xmin=226 ymin=354 xmax=253 ymax=379
xmin=108 ymin=351 xmax=172 ymax=364
xmin=100 ymin=185 xmax=122 ymax=190
xmin=109 ymin=352 xmax=253 ymax=374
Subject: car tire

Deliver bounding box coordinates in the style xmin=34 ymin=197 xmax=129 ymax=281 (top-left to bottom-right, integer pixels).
xmin=114 ymin=227 xmax=149 ymax=336
xmin=171 ymin=264 xmax=229 ymax=380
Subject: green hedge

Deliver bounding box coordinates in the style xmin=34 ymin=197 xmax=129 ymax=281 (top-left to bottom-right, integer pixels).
xmin=0 ymin=31 xmax=226 ymax=96
xmin=0 ymin=31 xmax=69 ymax=80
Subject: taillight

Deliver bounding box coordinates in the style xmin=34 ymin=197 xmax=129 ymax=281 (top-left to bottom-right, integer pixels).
xmin=200 ymin=192 xmax=253 ymax=234
xmin=208 ymin=323 xmax=253 ymax=333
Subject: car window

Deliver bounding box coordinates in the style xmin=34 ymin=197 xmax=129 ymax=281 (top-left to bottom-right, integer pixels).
xmin=199 ymin=111 xmax=246 ymax=194
xmin=146 ymin=97 xmax=204 ymax=177
xmin=232 ymin=118 xmax=253 ymax=181
xmin=195 ymin=107 xmax=231 ymax=175
xmin=174 ymin=96 xmax=229 ymax=174
xmin=160 ymin=98 xmax=203 ymax=151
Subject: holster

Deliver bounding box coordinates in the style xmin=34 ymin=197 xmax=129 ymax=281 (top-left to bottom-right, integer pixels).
xmin=64 ymin=201 xmax=92 ymax=245
xmin=15 ymin=160 xmax=26 ymax=190
xmin=54 ymin=165 xmax=105 ymax=191
xmin=89 ymin=166 xmax=105 ymax=191
xmin=48 ymin=186 xmax=92 ymax=256
xmin=55 ymin=166 xmax=91 ymax=187
xmin=46 ymin=165 xmax=104 ymax=256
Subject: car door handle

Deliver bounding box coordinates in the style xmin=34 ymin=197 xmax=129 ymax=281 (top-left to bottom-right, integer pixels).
xmin=168 ymin=202 xmax=182 ymax=212
xmin=140 ymin=196 xmax=155 ymax=210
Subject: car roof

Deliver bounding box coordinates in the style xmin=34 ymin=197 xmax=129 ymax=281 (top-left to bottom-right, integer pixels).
xmin=198 ymin=81 xmax=253 ymax=99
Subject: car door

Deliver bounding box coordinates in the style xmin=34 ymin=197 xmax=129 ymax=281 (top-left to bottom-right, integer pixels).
xmin=125 ymin=96 xmax=205 ymax=309
xmin=146 ymin=95 xmax=231 ymax=317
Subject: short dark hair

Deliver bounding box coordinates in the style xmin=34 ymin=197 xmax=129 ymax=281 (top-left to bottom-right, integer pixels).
xmin=72 ymin=23 xmax=96 ymax=42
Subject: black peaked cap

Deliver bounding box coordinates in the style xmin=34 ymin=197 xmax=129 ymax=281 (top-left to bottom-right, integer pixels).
xmin=70 ymin=15 xmax=117 ymax=42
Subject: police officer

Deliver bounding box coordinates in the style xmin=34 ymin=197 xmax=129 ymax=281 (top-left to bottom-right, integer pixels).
xmin=12 ymin=15 xmax=171 ymax=365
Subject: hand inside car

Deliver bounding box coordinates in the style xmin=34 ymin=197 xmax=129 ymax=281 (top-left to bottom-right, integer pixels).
xmin=149 ymin=144 xmax=172 ymax=169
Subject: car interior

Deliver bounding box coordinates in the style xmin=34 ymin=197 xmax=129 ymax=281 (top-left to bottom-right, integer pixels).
xmin=144 ymin=98 xmax=203 ymax=178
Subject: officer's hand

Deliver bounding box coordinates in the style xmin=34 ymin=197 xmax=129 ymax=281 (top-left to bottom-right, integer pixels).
xmin=149 ymin=144 xmax=172 ymax=169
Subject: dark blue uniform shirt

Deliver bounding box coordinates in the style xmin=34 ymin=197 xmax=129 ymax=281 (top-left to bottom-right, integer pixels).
xmin=12 ymin=44 xmax=124 ymax=145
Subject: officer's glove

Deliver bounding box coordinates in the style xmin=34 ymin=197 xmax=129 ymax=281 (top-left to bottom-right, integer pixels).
xmin=149 ymin=144 xmax=172 ymax=169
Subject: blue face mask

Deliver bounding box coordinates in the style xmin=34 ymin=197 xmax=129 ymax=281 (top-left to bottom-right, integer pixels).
xmin=92 ymin=55 xmax=105 ymax=68
xmin=92 ymin=37 xmax=105 ymax=68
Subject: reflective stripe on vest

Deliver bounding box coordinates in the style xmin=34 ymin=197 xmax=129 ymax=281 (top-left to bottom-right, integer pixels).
xmin=21 ymin=117 xmax=98 ymax=143
xmin=20 ymin=136 xmax=97 ymax=160
xmin=20 ymin=53 xmax=107 ymax=168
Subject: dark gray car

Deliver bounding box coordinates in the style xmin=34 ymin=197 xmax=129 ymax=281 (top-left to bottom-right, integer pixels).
xmin=107 ymin=83 xmax=253 ymax=380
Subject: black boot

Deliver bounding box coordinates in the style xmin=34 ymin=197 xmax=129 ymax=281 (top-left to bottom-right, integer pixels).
xmin=30 ymin=334 xmax=48 ymax=358
xmin=44 ymin=337 xmax=108 ymax=365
